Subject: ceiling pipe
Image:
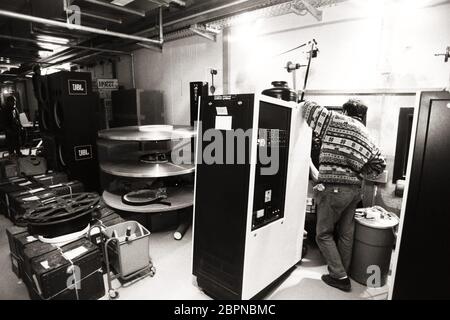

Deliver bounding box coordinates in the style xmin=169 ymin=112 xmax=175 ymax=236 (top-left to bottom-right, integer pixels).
xmin=0 ymin=55 xmax=53 ymax=66
xmin=82 ymin=0 xmax=146 ymax=17
xmin=0 ymin=9 xmax=163 ymax=45
xmin=137 ymin=42 xmax=163 ymax=52
xmin=9 ymin=44 xmax=53 ymax=52
xmin=0 ymin=34 xmax=129 ymax=55
xmin=70 ymin=51 xmax=104 ymax=63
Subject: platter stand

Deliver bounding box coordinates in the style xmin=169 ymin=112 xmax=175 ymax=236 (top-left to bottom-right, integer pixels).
xmin=97 ymin=125 xmax=196 ymax=240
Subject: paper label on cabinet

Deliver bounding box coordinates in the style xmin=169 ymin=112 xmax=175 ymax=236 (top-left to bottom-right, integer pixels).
xmin=216 ymin=107 xmax=228 ymax=115
xmin=256 ymin=209 xmax=265 ymax=218
xmin=63 ymin=246 xmax=88 ymax=261
xmin=215 ymin=116 xmax=232 ymax=130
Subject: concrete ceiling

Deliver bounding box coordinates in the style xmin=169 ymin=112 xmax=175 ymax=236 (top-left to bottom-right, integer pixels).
xmin=0 ymin=0 xmax=340 ymax=81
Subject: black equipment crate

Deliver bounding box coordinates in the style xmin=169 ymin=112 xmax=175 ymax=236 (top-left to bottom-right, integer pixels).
xmin=7 ymin=182 xmax=84 ymax=223
xmin=47 ymin=181 xmax=84 ymax=196
xmin=10 ymin=253 xmax=21 ymax=278
xmin=0 ymin=180 xmax=43 ymax=219
xmin=28 ymin=239 xmax=105 ymax=300
xmin=0 ymin=158 xmax=18 ymax=180
xmin=31 ymin=172 xmax=68 ymax=186
xmin=16 ymin=233 xmax=38 ymax=261
xmin=7 ymin=190 xmax=58 ymax=223
xmin=14 ymin=232 xmax=39 ymax=278
xmin=22 ymin=241 xmax=58 ymax=283
xmin=6 ymin=225 xmax=28 ymax=257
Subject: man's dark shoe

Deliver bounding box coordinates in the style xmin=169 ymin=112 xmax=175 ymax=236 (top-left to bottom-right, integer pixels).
xmin=321 ymin=274 xmax=351 ymax=292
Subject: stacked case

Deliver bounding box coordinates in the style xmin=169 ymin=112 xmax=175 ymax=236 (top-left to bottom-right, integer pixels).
xmin=2 ymin=176 xmax=134 ymax=300
xmin=5 ymin=201 xmax=121 ymax=300
xmin=0 ymin=172 xmax=85 ymax=223
xmin=26 ymin=239 xmax=105 ymax=300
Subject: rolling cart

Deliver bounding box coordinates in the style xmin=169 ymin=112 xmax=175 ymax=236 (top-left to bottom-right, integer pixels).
xmin=92 ymin=220 xmax=156 ymax=299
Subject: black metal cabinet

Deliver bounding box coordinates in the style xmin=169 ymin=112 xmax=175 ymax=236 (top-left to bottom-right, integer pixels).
xmin=393 ymin=91 xmax=450 ymax=299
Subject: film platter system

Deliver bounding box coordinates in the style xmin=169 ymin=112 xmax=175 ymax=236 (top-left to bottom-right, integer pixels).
xmin=97 ymin=125 xmax=196 ymax=238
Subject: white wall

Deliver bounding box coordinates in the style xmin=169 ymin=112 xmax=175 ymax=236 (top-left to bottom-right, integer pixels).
xmin=117 ymin=34 xmax=223 ymax=125
xmin=227 ymin=0 xmax=450 ymax=93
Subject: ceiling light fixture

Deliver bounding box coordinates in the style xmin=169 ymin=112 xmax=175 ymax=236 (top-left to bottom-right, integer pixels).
xmin=111 ymin=0 xmax=135 ymax=6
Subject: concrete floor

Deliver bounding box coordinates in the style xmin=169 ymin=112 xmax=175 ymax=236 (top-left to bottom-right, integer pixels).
xmin=0 ymin=213 xmax=388 ymax=300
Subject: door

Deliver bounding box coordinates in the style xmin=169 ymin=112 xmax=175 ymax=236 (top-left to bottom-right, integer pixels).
xmin=392 ymin=93 xmax=450 ymax=299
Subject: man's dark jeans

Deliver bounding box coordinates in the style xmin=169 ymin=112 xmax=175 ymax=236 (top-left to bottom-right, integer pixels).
xmin=315 ymin=184 xmax=361 ymax=279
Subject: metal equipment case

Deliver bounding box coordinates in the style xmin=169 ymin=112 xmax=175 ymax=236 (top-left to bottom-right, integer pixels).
xmin=192 ymin=94 xmax=311 ymax=299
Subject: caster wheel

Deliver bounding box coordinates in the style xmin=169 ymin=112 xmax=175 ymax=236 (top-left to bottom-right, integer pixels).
xmin=109 ymin=289 xmax=119 ymax=299
xmin=150 ymin=266 xmax=156 ymax=273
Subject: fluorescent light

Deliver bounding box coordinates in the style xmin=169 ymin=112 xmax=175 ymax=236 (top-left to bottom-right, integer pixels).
xmin=41 ymin=63 xmax=71 ymax=75
xmin=36 ymin=35 xmax=69 ymax=44
xmin=39 ymin=50 xmax=53 ymax=58
xmin=111 ymin=0 xmax=135 ymax=6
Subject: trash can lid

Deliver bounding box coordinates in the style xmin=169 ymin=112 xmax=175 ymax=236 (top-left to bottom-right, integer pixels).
xmin=355 ymin=213 xmax=399 ymax=229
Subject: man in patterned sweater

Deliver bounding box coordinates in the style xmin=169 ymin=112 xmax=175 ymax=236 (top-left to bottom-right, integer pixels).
xmin=300 ymin=99 xmax=386 ymax=292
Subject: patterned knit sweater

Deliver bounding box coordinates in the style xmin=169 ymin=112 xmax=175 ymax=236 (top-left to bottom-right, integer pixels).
xmin=302 ymin=101 xmax=386 ymax=185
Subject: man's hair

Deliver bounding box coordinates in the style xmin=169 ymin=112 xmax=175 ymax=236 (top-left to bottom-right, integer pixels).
xmin=342 ymin=99 xmax=367 ymax=122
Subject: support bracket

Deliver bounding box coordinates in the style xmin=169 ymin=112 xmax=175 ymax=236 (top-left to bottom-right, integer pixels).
xmin=292 ymin=0 xmax=323 ymax=21
xmin=189 ymin=24 xmax=219 ymax=42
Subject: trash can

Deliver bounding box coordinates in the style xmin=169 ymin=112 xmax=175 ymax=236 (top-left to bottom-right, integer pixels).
xmin=350 ymin=212 xmax=399 ymax=287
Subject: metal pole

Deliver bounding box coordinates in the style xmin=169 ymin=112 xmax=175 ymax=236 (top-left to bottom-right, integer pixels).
xmin=0 ymin=9 xmax=162 ymax=45
xmin=130 ymin=53 xmax=136 ymax=88
xmin=82 ymin=0 xmax=146 ymax=17
xmin=300 ymin=41 xmax=315 ymax=102
xmin=159 ymin=7 xmax=164 ymax=44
